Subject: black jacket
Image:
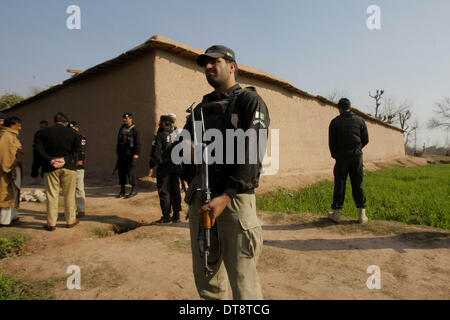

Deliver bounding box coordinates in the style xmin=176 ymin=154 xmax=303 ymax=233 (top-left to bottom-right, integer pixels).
xmin=149 ymin=127 xmax=174 ymax=168
xmin=116 ymin=124 xmax=141 ymax=158
xmin=74 ymin=131 xmax=87 ymax=169
xmin=329 ymin=111 xmax=369 ymax=159
xmin=183 ymin=84 xmax=270 ymax=198
xmin=35 ymin=123 xmax=81 ymax=172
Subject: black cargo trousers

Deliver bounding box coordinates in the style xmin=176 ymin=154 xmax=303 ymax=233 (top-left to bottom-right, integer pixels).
xmin=156 ymin=164 xmax=182 ymax=218
xmin=332 ymin=154 xmax=367 ymax=210
xmin=118 ymin=156 xmax=137 ymax=187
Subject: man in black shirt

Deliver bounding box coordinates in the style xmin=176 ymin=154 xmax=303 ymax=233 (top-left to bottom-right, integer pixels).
xmin=116 ymin=113 xmax=141 ymax=198
xmin=31 ymin=120 xmax=48 ymax=184
xmin=69 ymin=121 xmax=87 ymax=218
xmin=183 ymin=45 xmax=270 ymax=299
xmin=35 ymin=112 xmax=81 ymax=231
xmin=149 ymin=115 xmax=182 ymax=224
xmin=328 ymin=98 xmax=369 ymax=224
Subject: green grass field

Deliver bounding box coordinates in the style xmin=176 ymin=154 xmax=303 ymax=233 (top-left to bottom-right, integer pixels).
xmin=256 ymin=164 xmax=450 ymax=230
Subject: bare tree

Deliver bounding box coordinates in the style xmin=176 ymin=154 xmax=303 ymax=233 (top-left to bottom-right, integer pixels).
xmin=369 ymin=89 xmax=384 ymax=118
xmin=326 ymin=88 xmax=348 ymax=103
xmin=406 ymin=119 xmax=419 ymax=153
xmin=380 ymin=96 xmax=398 ymax=124
xmin=428 ymin=97 xmax=450 ymax=130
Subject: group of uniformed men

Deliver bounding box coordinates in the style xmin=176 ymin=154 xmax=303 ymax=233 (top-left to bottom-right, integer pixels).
xmin=25 ymin=43 xmax=370 ymax=300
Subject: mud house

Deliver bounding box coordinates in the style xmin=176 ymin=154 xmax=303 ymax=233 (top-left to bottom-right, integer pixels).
xmin=5 ymin=35 xmax=405 ymax=187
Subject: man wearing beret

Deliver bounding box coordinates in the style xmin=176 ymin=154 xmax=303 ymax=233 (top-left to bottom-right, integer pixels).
xmin=183 ymin=45 xmax=270 ymax=299
xmin=328 ymin=98 xmax=369 ymax=224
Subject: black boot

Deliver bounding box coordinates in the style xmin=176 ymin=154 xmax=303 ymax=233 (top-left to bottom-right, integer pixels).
xmin=116 ymin=186 xmax=125 ymax=198
xmin=172 ymin=212 xmax=181 ymax=223
xmin=125 ymin=186 xmax=138 ymax=199
xmin=155 ymin=215 xmax=172 ymax=224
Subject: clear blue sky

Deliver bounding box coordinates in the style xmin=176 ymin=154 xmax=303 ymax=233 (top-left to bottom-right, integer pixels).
xmin=1 ymin=0 xmax=449 ymax=147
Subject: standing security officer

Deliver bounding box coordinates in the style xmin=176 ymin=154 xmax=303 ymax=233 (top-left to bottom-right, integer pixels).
xmin=149 ymin=115 xmax=182 ymax=224
xmin=183 ymin=45 xmax=270 ymax=300
xmin=116 ymin=113 xmax=141 ymax=198
xmin=328 ymin=98 xmax=369 ymax=224
xmin=69 ymin=121 xmax=87 ymax=218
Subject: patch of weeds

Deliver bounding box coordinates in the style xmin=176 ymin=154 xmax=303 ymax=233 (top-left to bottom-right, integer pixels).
xmin=0 ymin=234 xmax=30 ymax=259
xmin=92 ymin=227 xmax=114 ymax=238
xmin=0 ymin=273 xmax=64 ymax=300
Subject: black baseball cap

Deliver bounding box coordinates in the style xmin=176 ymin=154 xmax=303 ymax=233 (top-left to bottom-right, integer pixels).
xmin=0 ymin=112 xmax=7 ymax=120
xmin=197 ymin=45 xmax=236 ymax=67
xmin=160 ymin=115 xmax=174 ymax=124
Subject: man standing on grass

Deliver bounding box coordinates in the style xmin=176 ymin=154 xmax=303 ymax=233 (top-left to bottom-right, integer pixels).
xmin=328 ymin=98 xmax=369 ymax=224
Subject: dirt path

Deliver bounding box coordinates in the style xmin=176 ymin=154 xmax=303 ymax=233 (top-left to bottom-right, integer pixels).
xmin=1 ymin=156 xmax=449 ymax=300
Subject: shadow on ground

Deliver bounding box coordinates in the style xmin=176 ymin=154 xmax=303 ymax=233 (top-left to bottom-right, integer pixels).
xmin=264 ymin=232 xmax=450 ymax=253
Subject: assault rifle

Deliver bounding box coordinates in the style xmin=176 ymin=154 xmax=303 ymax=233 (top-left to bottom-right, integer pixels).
xmin=190 ymin=103 xmax=214 ymax=277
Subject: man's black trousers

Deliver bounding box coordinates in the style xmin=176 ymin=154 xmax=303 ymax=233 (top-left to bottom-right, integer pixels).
xmin=31 ymin=150 xmax=44 ymax=178
xmin=332 ymin=155 xmax=367 ymax=209
xmin=156 ymin=166 xmax=182 ymax=218
xmin=118 ymin=158 xmax=137 ymax=187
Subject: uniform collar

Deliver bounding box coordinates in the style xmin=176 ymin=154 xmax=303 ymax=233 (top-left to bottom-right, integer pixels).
xmin=204 ymin=83 xmax=242 ymax=101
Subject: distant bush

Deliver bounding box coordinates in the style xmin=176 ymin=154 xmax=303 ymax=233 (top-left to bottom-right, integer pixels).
xmin=0 ymin=92 xmax=24 ymax=110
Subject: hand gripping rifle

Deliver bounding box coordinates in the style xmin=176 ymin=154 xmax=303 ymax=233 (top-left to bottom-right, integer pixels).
xmin=190 ymin=103 xmax=214 ymax=277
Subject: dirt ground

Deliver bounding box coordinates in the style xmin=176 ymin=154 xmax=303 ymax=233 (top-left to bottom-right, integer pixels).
xmin=0 ymin=155 xmax=449 ymax=300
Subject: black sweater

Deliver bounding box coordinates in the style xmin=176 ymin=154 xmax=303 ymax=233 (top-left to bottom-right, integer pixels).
xmin=329 ymin=111 xmax=369 ymax=159
xmin=35 ymin=123 xmax=81 ymax=172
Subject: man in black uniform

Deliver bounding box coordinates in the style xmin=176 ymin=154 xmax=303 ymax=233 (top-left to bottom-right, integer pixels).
xmin=149 ymin=115 xmax=182 ymax=224
xmin=183 ymin=45 xmax=270 ymax=299
xmin=328 ymin=98 xmax=369 ymax=224
xmin=69 ymin=121 xmax=87 ymax=218
xmin=116 ymin=113 xmax=141 ymax=198
xmin=35 ymin=112 xmax=81 ymax=231
xmin=31 ymin=120 xmax=48 ymax=184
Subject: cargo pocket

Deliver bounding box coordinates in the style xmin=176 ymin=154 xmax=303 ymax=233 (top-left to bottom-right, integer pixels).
xmin=239 ymin=225 xmax=262 ymax=259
